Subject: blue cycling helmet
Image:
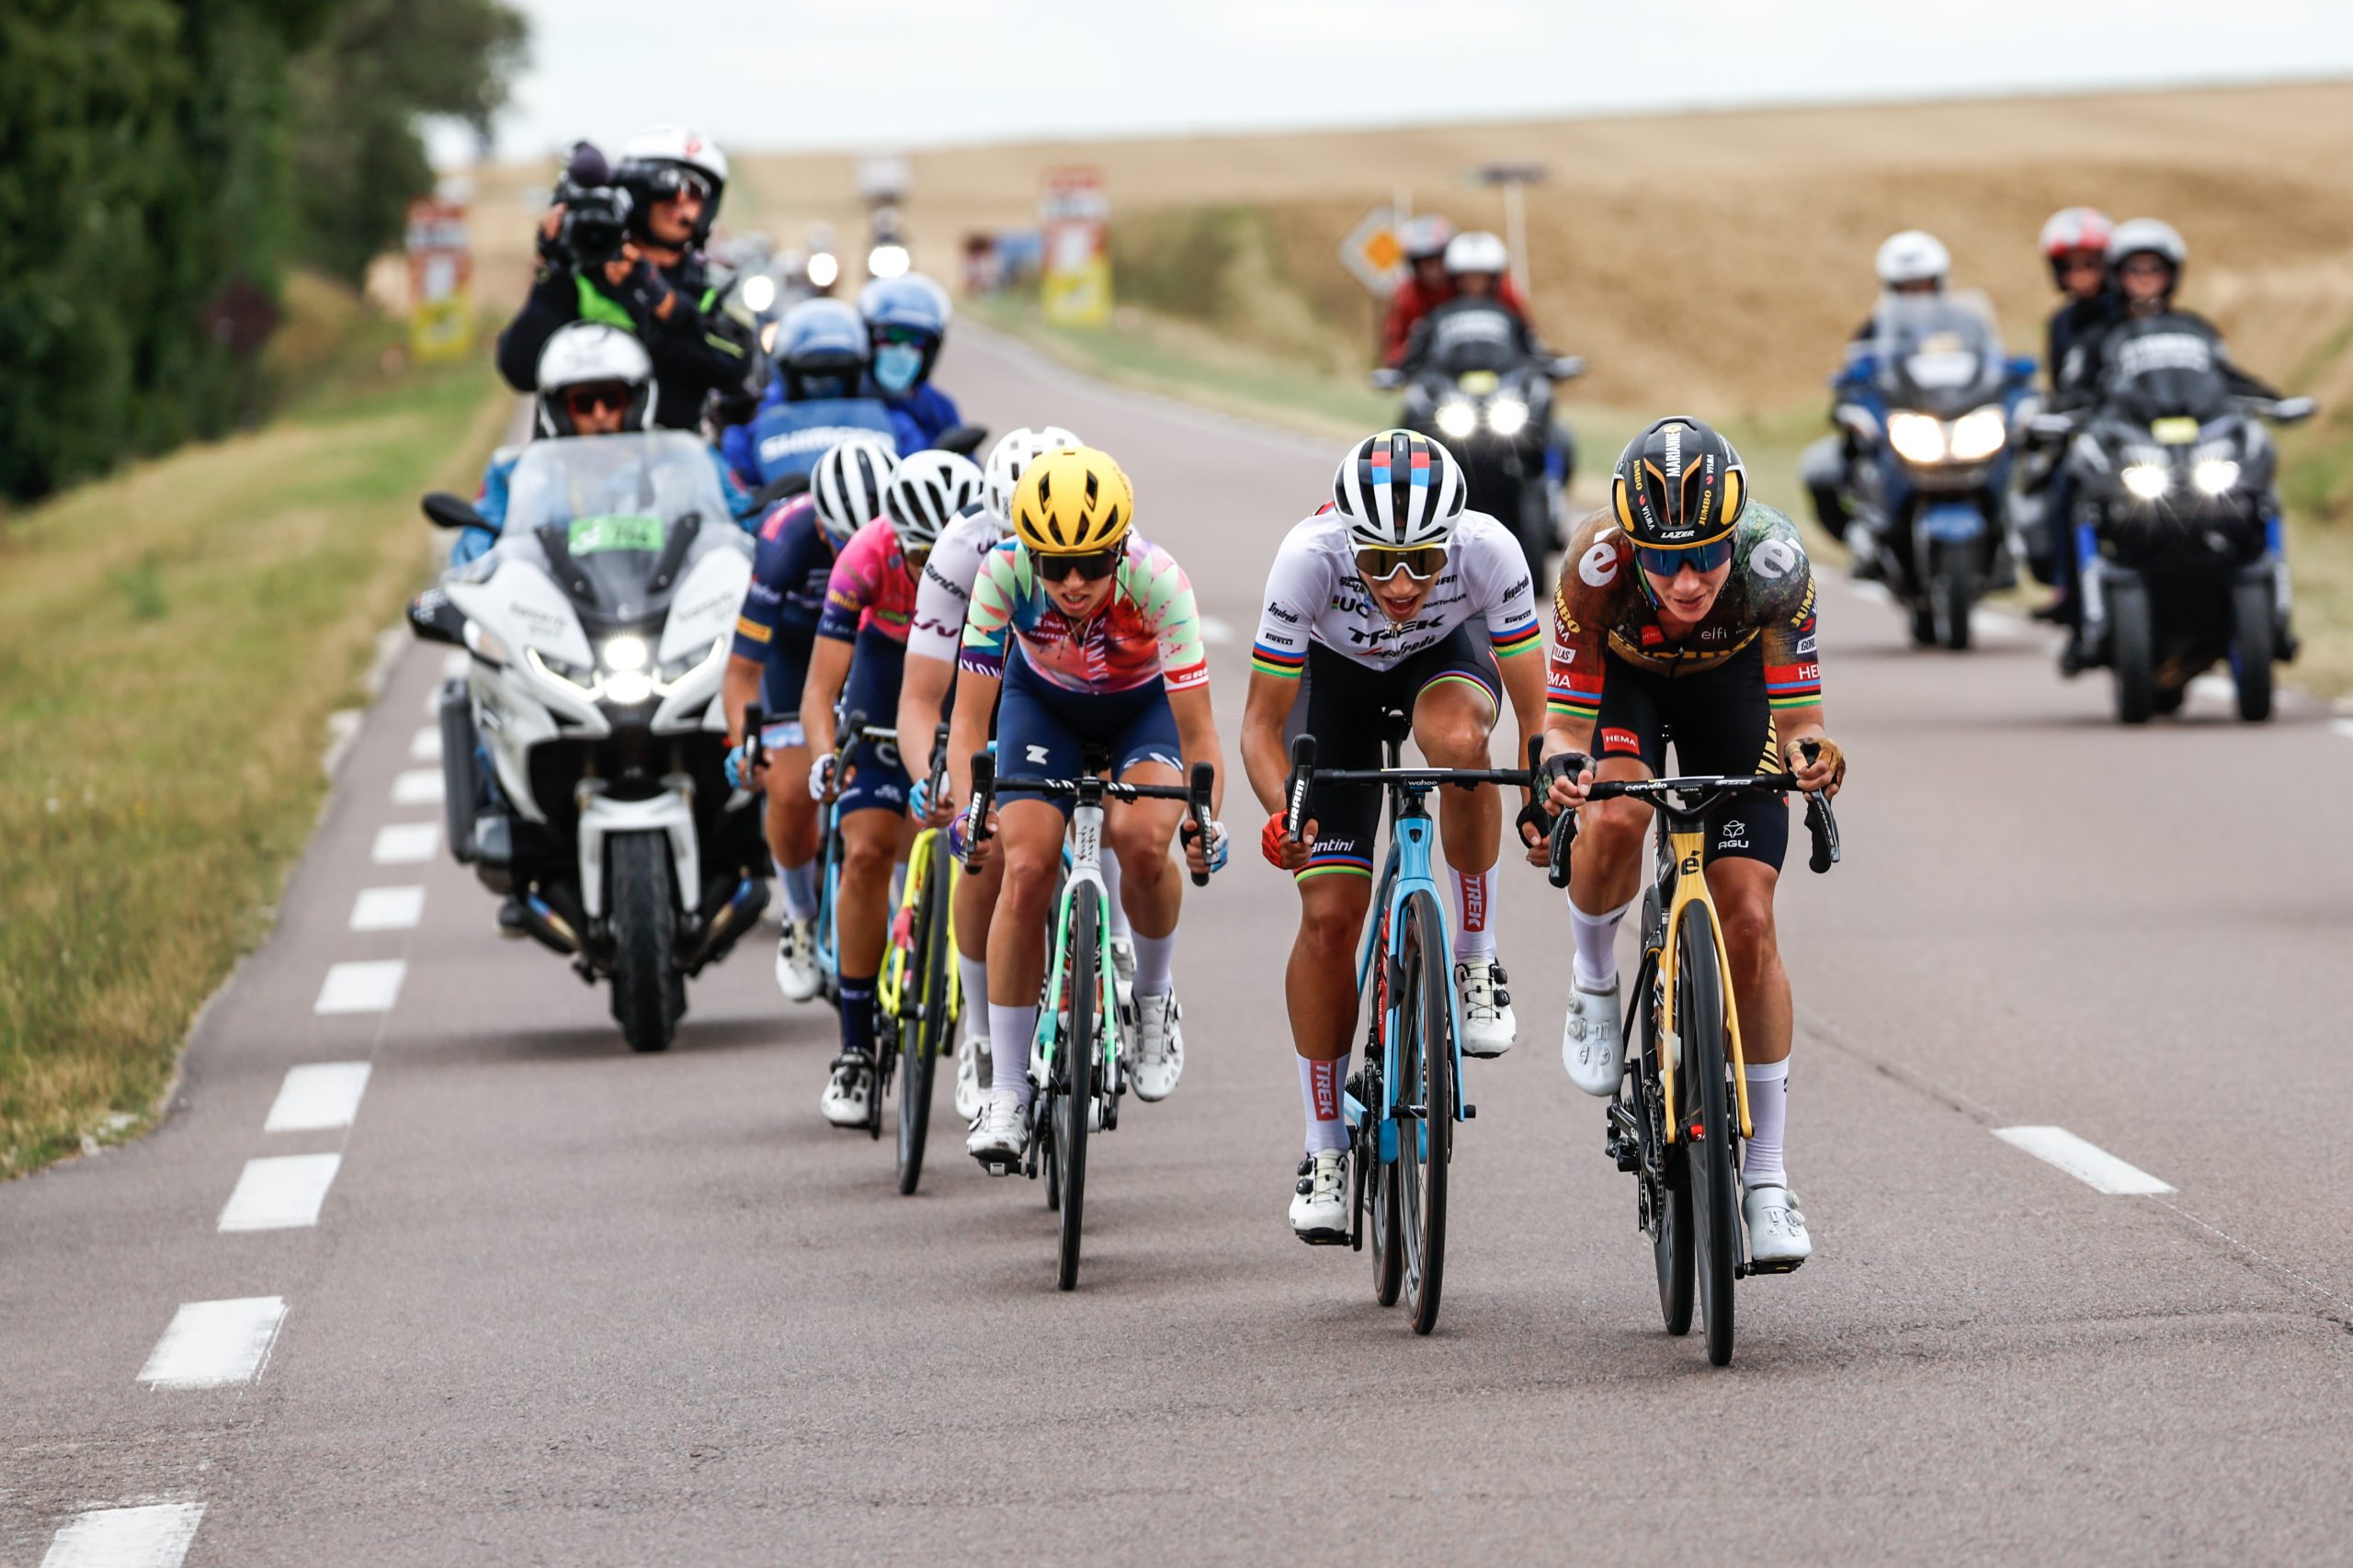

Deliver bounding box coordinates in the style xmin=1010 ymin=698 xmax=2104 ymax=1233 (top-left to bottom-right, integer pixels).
xmin=858 ymin=275 xmax=950 ymax=393
xmin=776 ymin=298 xmax=869 ymax=400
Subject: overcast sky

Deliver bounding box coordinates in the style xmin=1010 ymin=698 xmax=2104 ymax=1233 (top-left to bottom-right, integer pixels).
xmin=470 ymin=0 xmax=2353 ymax=160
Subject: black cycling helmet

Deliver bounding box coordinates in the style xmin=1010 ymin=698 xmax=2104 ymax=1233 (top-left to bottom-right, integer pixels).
xmin=1611 ymin=415 xmax=1746 ymax=550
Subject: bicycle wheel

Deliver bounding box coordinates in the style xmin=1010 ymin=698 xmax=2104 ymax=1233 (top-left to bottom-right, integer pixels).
xmin=1392 ymin=889 xmax=1453 ymax=1335
xmin=1641 ymin=896 xmax=1694 ymax=1337
xmin=1367 ymin=1056 xmax=1404 ymax=1308
xmin=1677 ymin=903 xmax=1739 ymax=1367
xmin=1055 ymin=881 xmax=1100 ymax=1290
xmin=894 ymin=847 xmax=948 ymax=1195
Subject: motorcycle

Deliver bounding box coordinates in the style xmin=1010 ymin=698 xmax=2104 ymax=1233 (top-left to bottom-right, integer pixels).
xmin=410 ymin=431 xmax=767 ymax=1051
xmin=2035 ymin=315 xmax=2314 ymax=722
xmin=1372 ymin=300 xmax=1583 ymax=579
xmin=1829 ymin=290 xmax=2034 ymax=650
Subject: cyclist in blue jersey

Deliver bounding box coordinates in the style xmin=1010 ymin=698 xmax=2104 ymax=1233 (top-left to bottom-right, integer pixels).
xmin=858 ymin=274 xmax=963 ymax=451
xmin=721 ymin=299 xmax=902 ymax=492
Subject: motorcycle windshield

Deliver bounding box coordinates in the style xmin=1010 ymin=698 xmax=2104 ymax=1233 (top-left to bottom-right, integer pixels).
xmin=502 ymin=431 xmax=728 ymax=543
xmin=1871 ymin=291 xmax=2005 ymax=417
xmin=1426 ymin=301 xmax=1527 ymax=378
xmin=2098 ymin=315 xmax=2234 ymax=425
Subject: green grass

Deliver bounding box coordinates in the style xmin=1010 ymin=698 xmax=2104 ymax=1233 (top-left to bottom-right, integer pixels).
xmin=0 ymin=317 xmax=511 ymax=1176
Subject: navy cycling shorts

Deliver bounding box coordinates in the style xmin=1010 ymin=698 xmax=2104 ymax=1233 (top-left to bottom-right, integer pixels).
xmin=995 ymin=645 xmax=1180 ymax=816
xmin=835 ymin=624 xmax=911 ymax=818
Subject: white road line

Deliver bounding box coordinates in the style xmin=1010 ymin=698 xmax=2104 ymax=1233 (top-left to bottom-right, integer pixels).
xmin=1994 ymin=1126 xmax=2175 ymax=1195
xmin=40 ymin=1503 xmax=205 ymax=1568
xmin=137 ymin=1297 xmax=287 ymax=1390
xmin=314 ymin=960 xmax=404 ymax=1015
xmin=349 ymin=884 xmax=425 ymax=931
xmin=409 ymin=724 xmax=443 ymax=761
xmin=218 ymin=1153 xmax=342 ymax=1231
xmin=370 ymin=821 xmax=439 ymax=864
xmin=391 ymin=767 xmax=444 ymax=806
xmin=264 ymin=1062 xmax=371 ymax=1133
xmin=1199 ymin=614 xmax=1233 ymax=646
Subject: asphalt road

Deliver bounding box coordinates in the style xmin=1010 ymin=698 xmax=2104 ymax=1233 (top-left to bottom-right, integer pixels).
xmin=9 ymin=326 xmax=2353 ymax=1567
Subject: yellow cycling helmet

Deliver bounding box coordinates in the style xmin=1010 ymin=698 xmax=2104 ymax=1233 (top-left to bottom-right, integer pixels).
xmin=1012 ymin=446 xmax=1133 ymax=554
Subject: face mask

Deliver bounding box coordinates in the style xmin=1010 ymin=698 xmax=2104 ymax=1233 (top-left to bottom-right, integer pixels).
xmin=874 ymin=343 xmax=925 ymax=394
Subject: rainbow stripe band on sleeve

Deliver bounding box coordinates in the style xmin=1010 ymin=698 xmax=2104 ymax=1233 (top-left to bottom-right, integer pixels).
xmin=1489 ymin=619 xmax=1542 ymax=658
xmin=1251 ymin=641 xmax=1306 ymax=679
xmin=1764 ymin=661 xmax=1823 ymax=710
xmin=1547 ymin=671 xmax=1604 ymax=722
xmin=1295 ymin=850 xmax=1374 ymax=881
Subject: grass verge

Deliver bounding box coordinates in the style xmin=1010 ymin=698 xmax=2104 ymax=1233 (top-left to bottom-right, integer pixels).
xmin=0 ymin=305 xmax=511 ymax=1176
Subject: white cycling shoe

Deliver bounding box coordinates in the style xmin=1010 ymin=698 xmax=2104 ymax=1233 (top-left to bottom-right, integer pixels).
xmin=1130 ymin=993 xmax=1184 ymax=1101
xmin=1289 ymin=1149 xmax=1349 ymax=1244
xmin=1111 ymin=936 xmax=1138 ymax=1011
xmin=776 ymin=918 xmax=822 ymax=1003
xmin=1561 ymin=973 xmax=1625 ymax=1096
xmin=1454 ymin=958 xmax=1516 ymax=1058
xmin=818 ymin=1053 xmax=871 ymax=1129
xmin=1744 ymin=1184 xmax=1813 ymax=1268
xmin=966 ymin=1092 xmax=1029 ymax=1172
xmin=952 ymin=1028 xmax=989 ymax=1123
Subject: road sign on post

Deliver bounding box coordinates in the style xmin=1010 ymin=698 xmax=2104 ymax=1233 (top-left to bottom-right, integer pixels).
xmin=1040 ymin=167 xmax=1111 ymax=328
xmin=405 ymin=198 xmax=474 ymax=363
xmin=1338 ymin=206 xmax=1404 ymax=297
xmin=1469 ymin=163 xmax=1547 ymax=301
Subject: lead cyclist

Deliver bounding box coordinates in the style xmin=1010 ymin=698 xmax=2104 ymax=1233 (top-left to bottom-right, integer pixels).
xmin=1535 ymin=415 xmax=1847 ymax=1267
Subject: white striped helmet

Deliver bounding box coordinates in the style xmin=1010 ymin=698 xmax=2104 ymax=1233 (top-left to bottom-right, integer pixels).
xmin=1332 ymin=428 xmax=1465 ymax=550
xmin=811 ymin=437 xmax=897 ymax=545
xmin=882 ymin=449 xmax=984 ymax=550
xmin=983 ymin=426 xmax=1082 ymax=520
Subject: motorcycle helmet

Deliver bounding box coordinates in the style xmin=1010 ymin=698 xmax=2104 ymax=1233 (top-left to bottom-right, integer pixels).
xmin=810 ymin=437 xmax=898 ymax=546
xmin=2040 ymin=206 xmax=2114 ymax=278
xmin=775 ymin=298 xmax=870 ymax=400
xmin=1874 ymin=230 xmax=1949 ymax=291
xmin=2107 ymin=217 xmax=2187 ymax=294
xmin=1611 ymin=415 xmax=1747 ymax=560
xmin=858 ymin=275 xmax=952 ymax=395
xmin=1442 ymin=230 xmax=1509 ymax=280
xmin=1332 ymin=428 xmax=1466 ymax=551
xmin=1012 ymin=447 xmax=1134 ymax=557
xmin=615 ymin=126 xmax=728 ymax=246
xmin=983 ymin=426 xmax=1082 ymax=520
xmin=533 ymin=323 xmax=656 ymax=438
xmin=882 ymin=449 xmax=985 ymax=551
xmin=1399 ymin=214 xmax=1456 ymax=265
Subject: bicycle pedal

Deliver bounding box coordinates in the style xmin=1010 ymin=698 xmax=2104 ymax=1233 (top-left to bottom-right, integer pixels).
xmin=975 ymin=1156 xmax=1018 ymax=1177
xmin=1745 ymin=1256 xmax=1804 ymax=1277
xmin=1298 ymin=1229 xmax=1350 ymax=1248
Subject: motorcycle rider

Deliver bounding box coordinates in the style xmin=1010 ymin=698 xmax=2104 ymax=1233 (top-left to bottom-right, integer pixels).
xmin=720 ymin=298 xmax=903 ymax=493
xmin=1381 ymin=218 xmax=1530 ymax=369
xmin=1799 ymin=230 xmax=1950 ymax=558
xmin=496 ymin=127 xmax=747 ymax=431
xmin=858 ymin=274 xmax=966 ymax=451
xmin=2026 ymin=207 xmax=2118 ymax=620
xmin=1395 ymin=232 xmax=1540 ymax=378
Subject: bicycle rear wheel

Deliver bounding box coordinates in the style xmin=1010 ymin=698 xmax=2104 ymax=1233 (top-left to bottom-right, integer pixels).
xmin=1055 ymin=881 xmax=1100 ymax=1290
xmin=1677 ymin=904 xmax=1739 ymax=1367
xmin=1393 ymin=889 xmax=1453 ymax=1335
xmin=1640 ymin=895 xmax=1694 ymax=1335
xmin=894 ymin=848 xmax=949 ymax=1195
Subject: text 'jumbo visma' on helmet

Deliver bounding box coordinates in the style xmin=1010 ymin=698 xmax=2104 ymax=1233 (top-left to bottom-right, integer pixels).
xmin=882 ymin=449 xmax=984 ymax=551
xmin=1333 ymin=428 xmax=1466 ymax=551
xmin=1611 ymin=415 xmax=1747 ymax=551
xmin=533 ymin=323 xmax=657 ymax=437
xmin=2106 ymin=217 xmax=2187 ymax=278
xmin=615 ymin=125 xmax=727 ymax=245
xmin=811 ymin=437 xmax=898 ymax=546
xmin=1874 ymin=230 xmax=1950 ymax=290
xmin=1012 ymin=447 xmax=1134 ymax=556
xmin=1442 ymin=230 xmax=1508 ymax=279
xmin=983 ymin=426 xmax=1082 ymax=519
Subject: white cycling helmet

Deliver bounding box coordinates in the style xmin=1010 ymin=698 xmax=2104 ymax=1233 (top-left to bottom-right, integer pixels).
xmin=982 ymin=426 xmax=1082 ymax=520
xmin=1442 ymin=230 xmax=1508 ymax=278
xmin=533 ymin=323 xmax=656 ymax=437
xmin=882 ymin=449 xmax=985 ymax=551
xmin=811 ymin=437 xmax=898 ymax=545
xmin=1875 ymin=230 xmax=1950 ymax=290
xmin=1332 ymin=428 xmax=1465 ymax=550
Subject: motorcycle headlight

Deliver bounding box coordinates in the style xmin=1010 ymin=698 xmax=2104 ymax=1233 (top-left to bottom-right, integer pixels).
xmin=1486 ymin=397 xmax=1530 ymax=437
xmin=603 ymin=669 xmax=655 ymax=707
xmin=600 ymin=634 xmax=649 ymax=673
xmin=867 ymin=244 xmax=910 ymax=280
xmin=806 ymin=252 xmax=839 ymax=288
xmin=739 ymin=274 xmax=776 ymax=314
xmin=656 ymin=635 xmax=728 ymax=692
xmin=1886 ymin=412 xmax=1947 ymax=465
xmin=461 ymin=620 xmax=508 ymax=668
xmin=2192 ymin=459 xmax=2241 ymax=496
xmin=2121 ymin=463 xmax=2171 ymax=501
xmin=1949 ymin=405 xmax=2007 ymax=463
xmin=1435 ymin=401 xmax=1479 ymax=440
xmin=526 ymin=645 xmax=598 ymax=691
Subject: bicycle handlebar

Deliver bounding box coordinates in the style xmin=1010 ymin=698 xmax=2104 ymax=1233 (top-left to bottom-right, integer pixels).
xmin=964 ymin=750 xmax=1218 ymax=887
xmin=925 ymin=721 xmax=950 ymax=809
xmin=1542 ymin=742 xmax=1842 ymax=888
xmin=1281 ymin=733 xmax=1542 ymax=845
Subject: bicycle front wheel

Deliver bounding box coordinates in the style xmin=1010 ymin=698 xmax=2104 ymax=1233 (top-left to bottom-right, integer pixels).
xmin=1055 ymin=881 xmax=1100 ymax=1290
xmin=895 ymin=846 xmax=949 ymax=1195
xmin=1393 ymin=889 xmax=1453 ymax=1335
xmin=1677 ymin=904 xmax=1739 ymax=1367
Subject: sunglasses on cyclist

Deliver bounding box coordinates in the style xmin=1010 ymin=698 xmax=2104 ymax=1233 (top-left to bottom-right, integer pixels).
xmin=1634 ymin=536 xmax=1735 ymax=579
xmin=1044 ymin=547 xmax=1122 ymax=583
xmin=1354 ymin=544 xmax=1448 ymax=583
xmin=563 ymin=383 xmax=631 ymax=417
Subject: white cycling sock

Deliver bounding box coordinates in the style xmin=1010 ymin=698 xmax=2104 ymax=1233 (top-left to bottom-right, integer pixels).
xmin=1450 ymin=854 xmax=1499 ymax=962
xmin=779 ymin=859 xmax=818 ymax=923
xmin=957 ymin=955 xmax=989 ymax=1033
xmin=1102 ymin=849 xmax=1133 ymax=942
xmin=1130 ymin=929 xmax=1176 ymax=998
xmin=1742 ymin=1060 xmax=1790 ymax=1187
xmin=987 ymin=1003 xmax=1039 ymax=1105
xmin=1300 ymin=1055 xmax=1349 ymax=1154
xmin=888 ymin=859 xmax=907 ymax=912
xmin=1568 ymin=892 xmax=1634 ymax=990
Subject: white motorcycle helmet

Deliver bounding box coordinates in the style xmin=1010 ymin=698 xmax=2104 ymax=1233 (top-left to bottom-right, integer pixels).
xmin=882 ymin=449 xmax=986 ymax=551
xmin=1442 ymin=230 xmax=1509 ymax=280
xmin=983 ymin=426 xmax=1082 ymax=521
xmin=617 ymin=125 xmax=729 ymax=244
xmin=1874 ymin=230 xmax=1950 ymax=291
xmin=533 ymin=324 xmax=657 ymax=438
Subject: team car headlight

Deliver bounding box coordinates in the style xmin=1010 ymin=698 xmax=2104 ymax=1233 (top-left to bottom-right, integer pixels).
xmin=1948 ymin=405 xmax=2007 ymax=463
xmin=2192 ymin=459 xmax=2241 ymax=496
xmin=1435 ymin=400 xmax=1479 ymax=440
xmin=2121 ymin=463 xmax=2171 ymax=501
xmin=1486 ymin=397 xmax=1530 ymax=437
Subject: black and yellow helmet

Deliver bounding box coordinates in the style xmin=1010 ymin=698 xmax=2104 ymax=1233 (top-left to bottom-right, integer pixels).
xmin=1610 ymin=415 xmax=1746 ymax=550
xmin=1012 ymin=446 xmax=1133 ymax=555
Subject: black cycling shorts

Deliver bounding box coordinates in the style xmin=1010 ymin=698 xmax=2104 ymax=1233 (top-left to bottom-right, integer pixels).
xmin=1592 ymin=644 xmax=1787 ymax=870
xmin=1287 ymin=625 xmax=1499 ymax=882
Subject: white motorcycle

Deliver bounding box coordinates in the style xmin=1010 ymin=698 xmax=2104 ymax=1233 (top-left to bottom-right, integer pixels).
xmin=410 ymin=431 xmax=767 ymax=1052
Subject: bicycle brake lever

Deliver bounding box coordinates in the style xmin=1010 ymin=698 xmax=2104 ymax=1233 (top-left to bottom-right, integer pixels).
xmin=1285 ymin=733 xmax=1315 ymax=845
xmin=1803 ymin=791 xmax=1841 ymax=874
xmin=1186 ymin=760 xmax=1215 ymax=887
xmin=1546 ymin=801 xmax=1577 ymax=889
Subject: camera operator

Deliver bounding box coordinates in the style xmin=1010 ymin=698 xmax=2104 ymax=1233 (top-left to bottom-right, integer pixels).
xmin=495 ymin=127 xmax=747 ymax=432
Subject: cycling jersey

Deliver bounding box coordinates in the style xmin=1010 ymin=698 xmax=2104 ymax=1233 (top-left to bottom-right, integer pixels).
xmin=906 ymin=505 xmax=1003 ymax=664
xmin=1250 ymin=506 xmax=1541 ymax=680
xmin=817 ymin=517 xmax=921 ymax=644
xmin=1546 ymin=502 xmax=1822 ymax=730
xmin=960 ymin=535 xmax=1208 ymax=696
xmin=729 ymin=495 xmax=836 ymax=717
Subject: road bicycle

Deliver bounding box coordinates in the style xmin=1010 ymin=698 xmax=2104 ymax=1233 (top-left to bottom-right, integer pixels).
xmin=877 ymin=724 xmax=960 ymax=1195
xmin=1280 ymin=725 xmax=1540 ymax=1335
xmin=963 ymin=744 xmax=1214 ymax=1291
xmin=1544 ymin=744 xmax=1840 ymax=1367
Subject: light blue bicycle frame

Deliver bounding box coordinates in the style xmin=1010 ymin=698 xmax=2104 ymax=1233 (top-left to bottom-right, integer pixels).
xmin=1341 ymin=793 xmax=1473 ymax=1168
xmin=1030 ymin=801 xmax=1121 ymax=1092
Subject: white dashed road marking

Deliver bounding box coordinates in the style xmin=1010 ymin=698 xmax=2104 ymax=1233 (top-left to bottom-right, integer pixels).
xmin=409 ymin=723 xmax=443 ymax=761
xmin=1995 ymin=1125 xmax=2175 ymax=1195
xmin=137 ymin=1298 xmax=287 ymax=1390
xmin=349 ymin=884 xmax=425 ymax=931
xmin=313 ymin=960 xmax=405 ymax=1015
xmin=265 ymin=1062 xmax=372 ymax=1133
xmin=392 ymin=768 xmax=444 ymax=806
xmin=370 ymin=822 xmax=439 ymax=864
xmin=40 ymin=1502 xmax=205 ymax=1568
xmin=218 ymin=1154 xmax=343 ymax=1232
